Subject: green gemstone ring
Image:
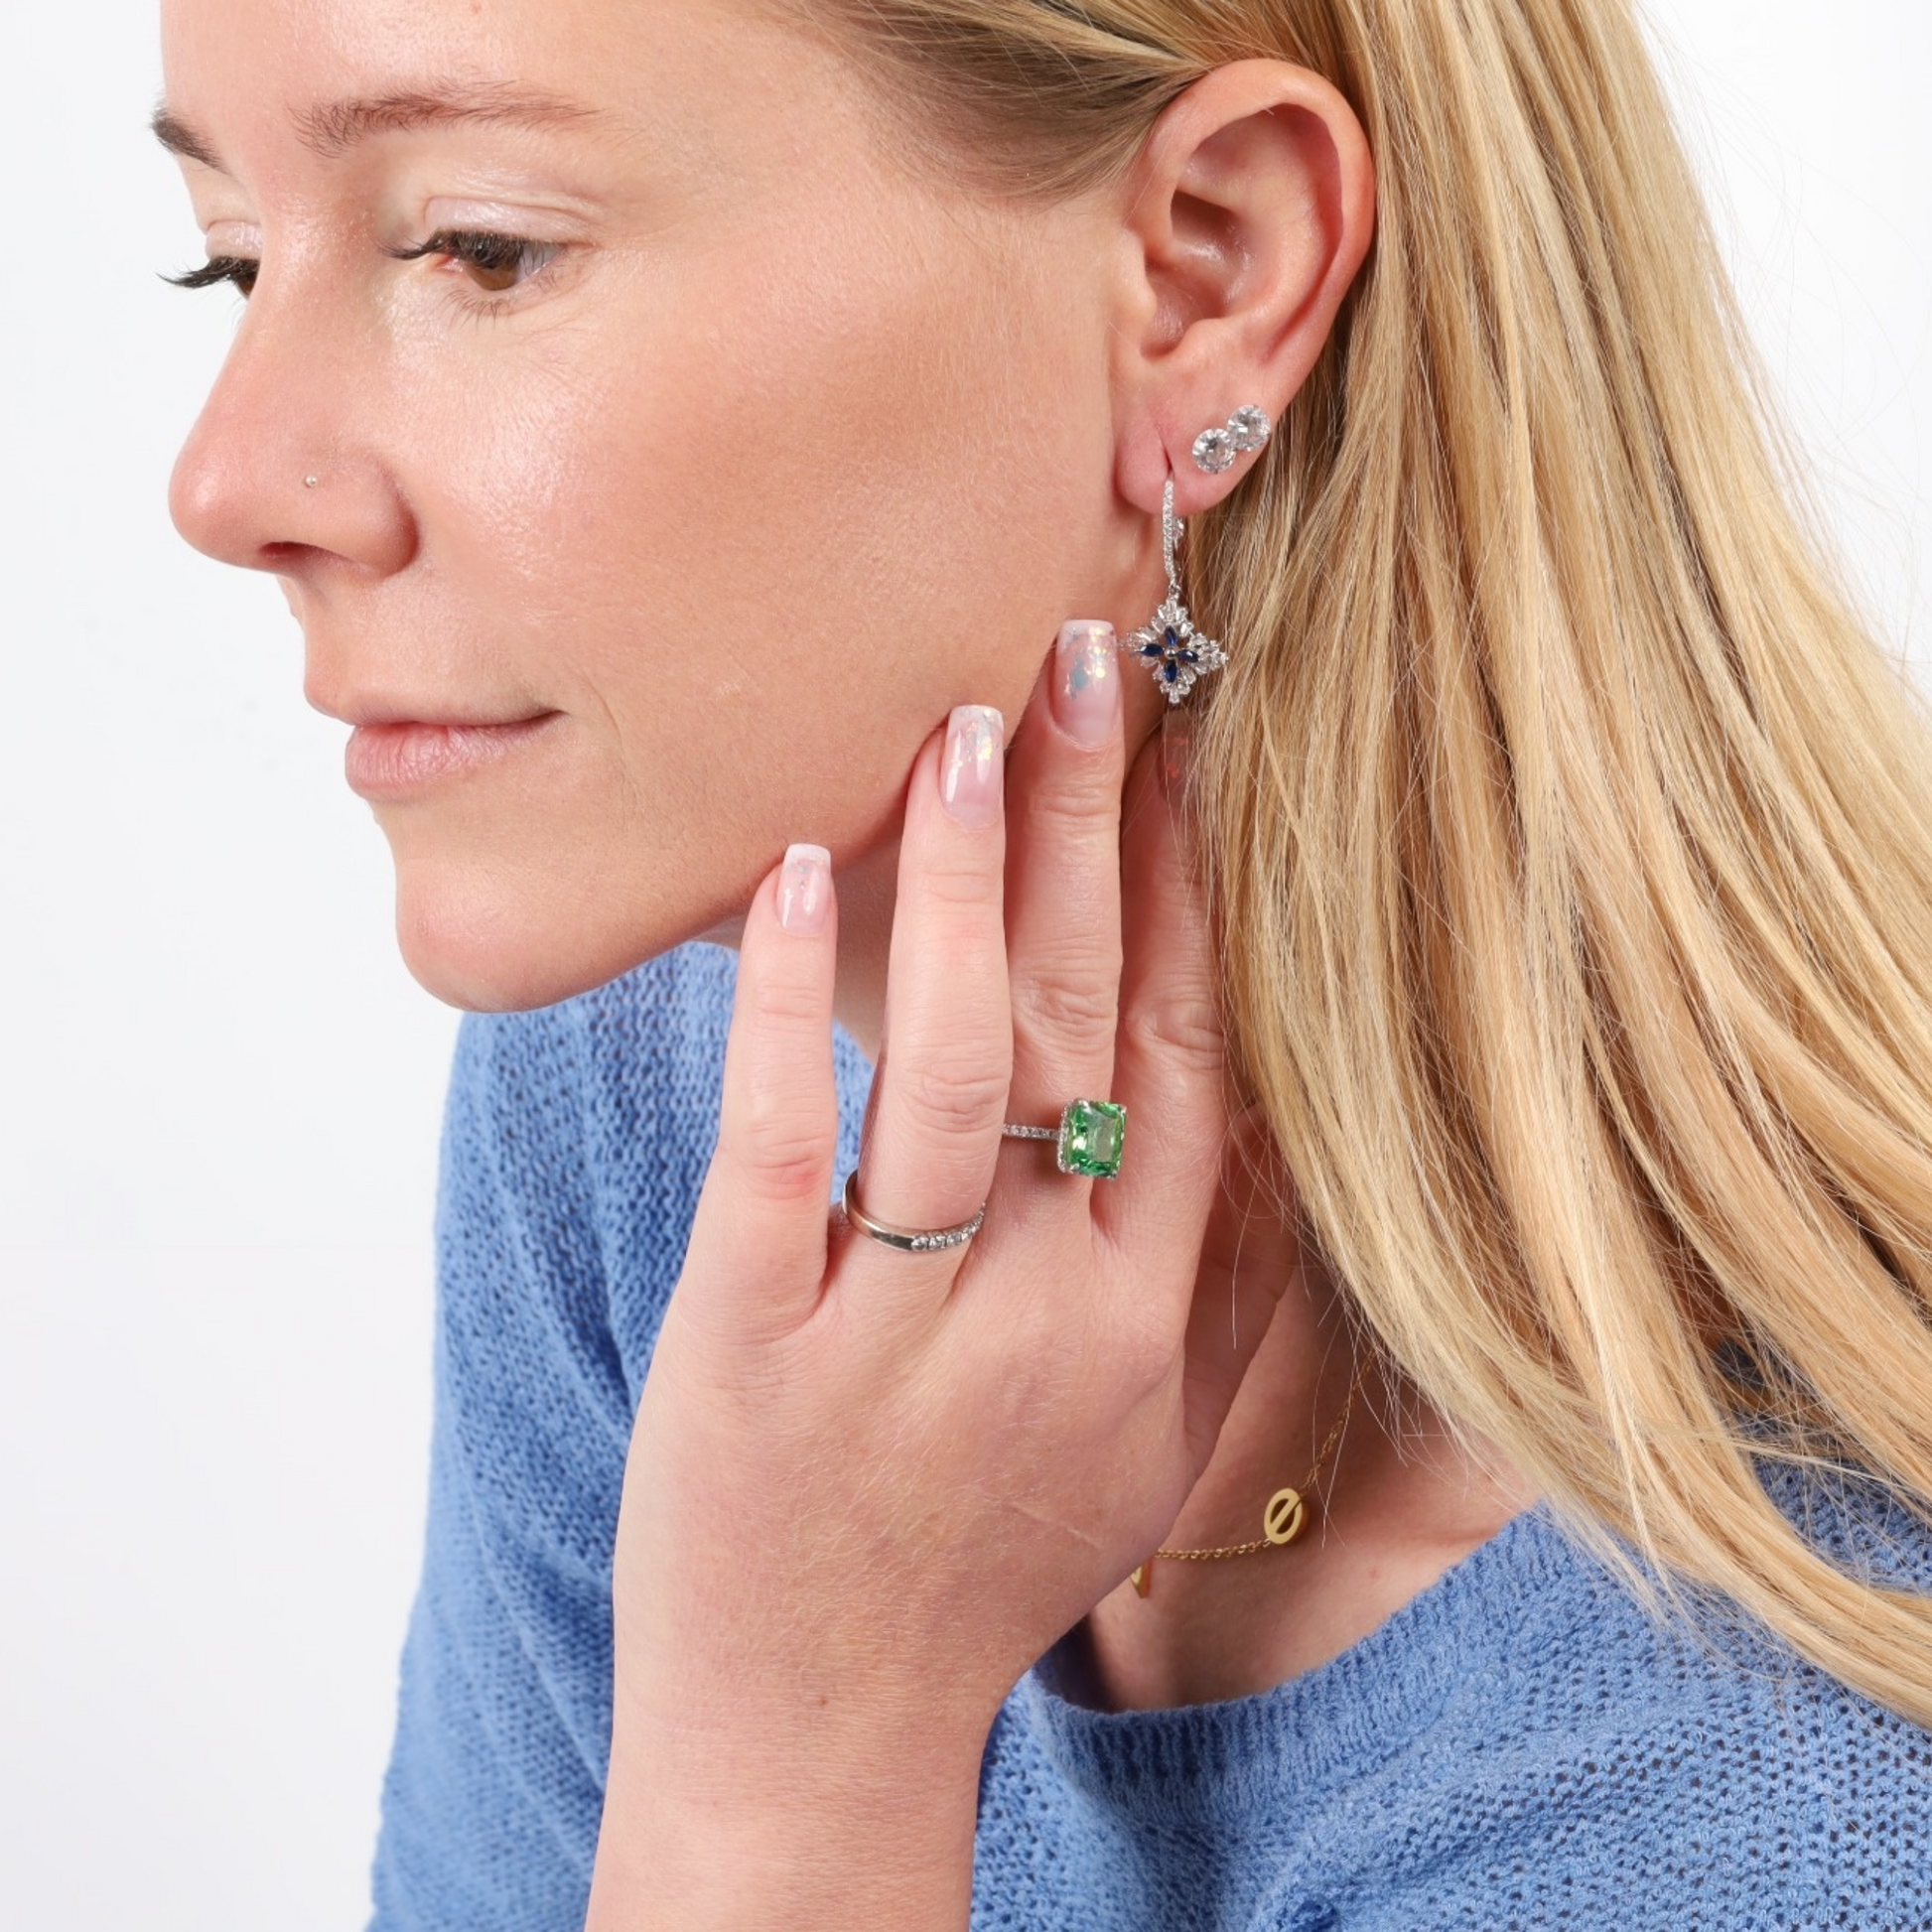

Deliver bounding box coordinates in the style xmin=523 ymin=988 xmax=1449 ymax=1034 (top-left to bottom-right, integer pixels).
xmin=1002 ymin=1098 xmax=1127 ymax=1179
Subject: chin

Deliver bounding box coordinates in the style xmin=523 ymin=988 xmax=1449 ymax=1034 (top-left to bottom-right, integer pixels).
xmin=389 ymin=862 xmax=735 ymax=1015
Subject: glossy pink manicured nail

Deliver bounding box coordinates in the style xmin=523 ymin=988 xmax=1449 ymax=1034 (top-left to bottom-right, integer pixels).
xmin=776 ymin=841 xmax=831 ymax=933
xmin=939 ymin=705 xmax=1005 ymax=827
xmin=1051 ymin=620 xmax=1119 ymax=746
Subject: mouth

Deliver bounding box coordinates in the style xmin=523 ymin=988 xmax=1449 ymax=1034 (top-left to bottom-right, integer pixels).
xmin=344 ymin=712 xmax=563 ymax=799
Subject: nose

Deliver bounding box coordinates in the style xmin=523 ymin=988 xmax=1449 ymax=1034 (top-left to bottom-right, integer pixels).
xmin=168 ymin=290 xmax=418 ymax=582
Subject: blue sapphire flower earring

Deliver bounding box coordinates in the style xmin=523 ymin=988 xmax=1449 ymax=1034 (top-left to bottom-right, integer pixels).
xmin=1123 ymin=404 xmax=1272 ymax=704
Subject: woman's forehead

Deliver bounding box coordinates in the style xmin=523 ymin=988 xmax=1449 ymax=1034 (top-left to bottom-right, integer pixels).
xmin=153 ymin=0 xmax=854 ymax=186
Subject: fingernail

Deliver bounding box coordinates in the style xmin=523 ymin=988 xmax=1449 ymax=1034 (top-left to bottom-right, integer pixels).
xmin=939 ymin=704 xmax=1005 ymax=827
xmin=776 ymin=841 xmax=832 ymax=933
xmin=1051 ymin=620 xmax=1120 ymax=747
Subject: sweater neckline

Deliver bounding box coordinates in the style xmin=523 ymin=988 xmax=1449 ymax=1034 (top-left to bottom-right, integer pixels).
xmin=1011 ymin=1497 xmax=1587 ymax=1817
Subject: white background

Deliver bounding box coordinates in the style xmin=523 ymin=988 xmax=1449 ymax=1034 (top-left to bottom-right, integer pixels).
xmin=2 ymin=3 xmax=1926 ymax=1928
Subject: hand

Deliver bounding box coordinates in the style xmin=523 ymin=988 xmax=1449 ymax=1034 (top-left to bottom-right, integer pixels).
xmin=608 ymin=621 xmax=1301 ymax=1805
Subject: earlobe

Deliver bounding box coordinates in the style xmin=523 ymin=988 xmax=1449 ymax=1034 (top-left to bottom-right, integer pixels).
xmin=1109 ymin=58 xmax=1375 ymax=520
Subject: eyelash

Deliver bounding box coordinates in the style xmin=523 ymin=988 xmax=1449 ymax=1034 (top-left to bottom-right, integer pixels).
xmin=160 ymin=228 xmax=565 ymax=309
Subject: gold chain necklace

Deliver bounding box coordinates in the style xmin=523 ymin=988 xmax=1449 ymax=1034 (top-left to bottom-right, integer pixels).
xmin=1129 ymin=1353 xmax=1373 ymax=1598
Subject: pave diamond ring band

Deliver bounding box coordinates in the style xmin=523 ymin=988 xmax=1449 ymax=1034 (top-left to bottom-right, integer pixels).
xmin=841 ymin=1098 xmax=1128 ymax=1253
xmin=842 ymin=1171 xmax=987 ymax=1253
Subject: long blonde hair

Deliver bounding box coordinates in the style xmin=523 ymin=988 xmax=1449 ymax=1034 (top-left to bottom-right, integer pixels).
xmin=784 ymin=0 xmax=1932 ymax=1726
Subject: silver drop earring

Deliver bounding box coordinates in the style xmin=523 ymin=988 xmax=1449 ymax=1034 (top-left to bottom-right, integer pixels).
xmin=1123 ymin=405 xmax=1271 ymax=704
xmin=1123 ymin=471 xmax=1225 ymax=704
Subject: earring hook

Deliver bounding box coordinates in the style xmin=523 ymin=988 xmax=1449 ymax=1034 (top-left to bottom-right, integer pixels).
xmin=1123 ymin=458 xmax=1226 ymax=704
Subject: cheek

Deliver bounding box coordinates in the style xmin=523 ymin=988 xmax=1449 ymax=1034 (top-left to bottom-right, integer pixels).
xmin=366 ymin=198 xmax=1093 ymax=1013
xmin=445 ymin=216 xmax=1065 ymax=800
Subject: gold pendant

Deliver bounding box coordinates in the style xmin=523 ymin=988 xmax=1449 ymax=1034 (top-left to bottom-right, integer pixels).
xmin=1265 ymin=1485 xmax=1309 ymax=1545
xmin=1130 ymin=1559 xmax=1154 ymax=1596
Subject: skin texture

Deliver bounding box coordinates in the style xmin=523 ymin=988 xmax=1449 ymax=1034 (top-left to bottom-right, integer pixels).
xmin=159 ymin=0 xmax=1534 ymax=1730
xmin=161 ymin=0 xmax=1164 ymax=1016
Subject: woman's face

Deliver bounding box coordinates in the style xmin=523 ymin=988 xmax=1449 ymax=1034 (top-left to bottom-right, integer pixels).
xmin=159 ymin=0 xmax=1162 ymax=1011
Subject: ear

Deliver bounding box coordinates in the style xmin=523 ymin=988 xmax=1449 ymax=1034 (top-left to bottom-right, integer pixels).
xmin=1108 ymin=59 xmax=1376 ymax=520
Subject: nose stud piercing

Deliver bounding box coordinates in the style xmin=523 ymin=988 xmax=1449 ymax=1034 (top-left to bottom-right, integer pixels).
xmin=1120 ymin=403 xmax=1270 ymax=704
xmin=303 ymin=475 xmax=320 ymax=488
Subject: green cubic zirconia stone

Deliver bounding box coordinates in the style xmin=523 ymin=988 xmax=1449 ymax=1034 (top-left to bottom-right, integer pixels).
xmin=1058 ymin=1099 xmax=1127 ymax=1177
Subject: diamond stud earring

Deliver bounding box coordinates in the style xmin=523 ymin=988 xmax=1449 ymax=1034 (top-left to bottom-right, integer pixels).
xmin=1190 ymin=403 xmax=1272 ymax=474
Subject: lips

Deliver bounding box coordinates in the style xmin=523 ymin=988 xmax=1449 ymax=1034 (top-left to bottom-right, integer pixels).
xmin=306 ymin=675 xmax=558 ymax=729
xmin=344 ymin=712 xmax=562 ymax=797
xmin=330 ymin=703 xmax=553 ymax=728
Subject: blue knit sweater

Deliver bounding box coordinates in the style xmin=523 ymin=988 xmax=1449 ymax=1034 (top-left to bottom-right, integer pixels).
xmin=365 ymin=940 xmax=1932 ymax=1931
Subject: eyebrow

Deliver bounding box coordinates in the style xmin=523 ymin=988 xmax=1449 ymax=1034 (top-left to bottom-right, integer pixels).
xmin=148 ymin=79 xmax=609 ymax=174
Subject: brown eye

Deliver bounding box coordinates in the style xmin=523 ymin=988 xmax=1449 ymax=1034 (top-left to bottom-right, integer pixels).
xmin=444 ymin=232 xmax=525 ymax=294
xmin=387 ymin=228 xmax=561 ymax=299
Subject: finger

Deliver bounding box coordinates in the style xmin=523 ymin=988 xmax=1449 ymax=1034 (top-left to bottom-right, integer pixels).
xmin=844 ymin=706 xmax=1013 ymax=1281
xmin=679 ymin=841 xmax=841 ymax=1344
xmin=984 ymin=621 xmax=1128 ymax=1233
xmin=1096 ymin=707 xmax=1234 ymax=1306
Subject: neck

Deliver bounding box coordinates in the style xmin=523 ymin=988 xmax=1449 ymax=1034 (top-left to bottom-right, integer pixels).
xmin=1061 ymin=1262 xmax=1538 ymax=1712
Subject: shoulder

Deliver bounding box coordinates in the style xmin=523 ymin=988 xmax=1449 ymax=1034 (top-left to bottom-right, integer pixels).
xmin=372 ymin=944 xmax=759 ymax=1929
xmin=1732 ymin=1454 xmax=1932 ymax=1919
xmin=437 ymin=940 xmax=872 ymax=1404
xmin=1357 ymin=1459 xmax=1932 ymax=1927
xmin=436 ymin=941 xmax=739 ymax=1383
xmin=1752 ymin=1445 xmax=1932 ymax=1595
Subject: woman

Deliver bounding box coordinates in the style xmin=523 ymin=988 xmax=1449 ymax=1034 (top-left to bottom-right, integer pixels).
xmin=152 ymin=0 xmax=1932 ymax=1923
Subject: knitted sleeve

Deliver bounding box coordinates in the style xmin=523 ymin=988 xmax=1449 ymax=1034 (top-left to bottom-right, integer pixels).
xmin=363 ymin=940 xmax=872 ymax=1932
